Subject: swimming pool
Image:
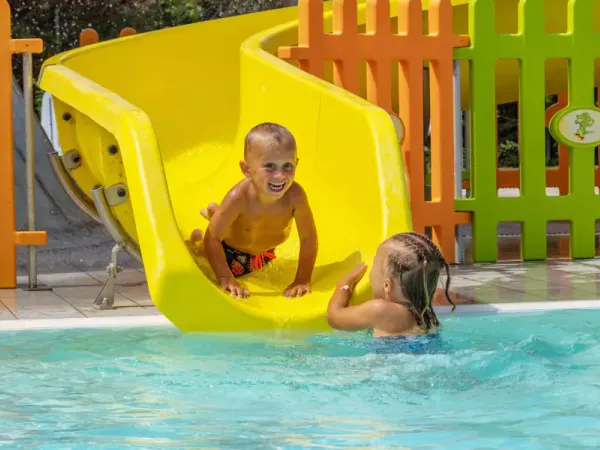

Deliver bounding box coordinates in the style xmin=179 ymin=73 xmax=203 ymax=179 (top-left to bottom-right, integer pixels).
xmin=1 ymin=309 xmax=599 ymax=448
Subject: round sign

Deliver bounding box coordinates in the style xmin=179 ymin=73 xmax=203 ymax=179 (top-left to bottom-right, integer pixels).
xmin=549 ymin=105 xmax=600 ymax=148
xmin=389 ymin=112 xmax=404 ymax=144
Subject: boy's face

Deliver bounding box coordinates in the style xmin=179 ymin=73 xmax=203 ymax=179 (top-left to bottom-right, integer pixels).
xmin=241 ymin=138 xmax=298 ymax=200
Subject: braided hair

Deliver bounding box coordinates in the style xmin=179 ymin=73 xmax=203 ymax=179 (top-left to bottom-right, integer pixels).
xmin=383 ymin=232 xmax=455 ymax=331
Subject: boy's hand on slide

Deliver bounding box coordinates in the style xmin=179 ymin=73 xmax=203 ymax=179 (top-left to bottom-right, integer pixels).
xmin=339 ymin=262 xmax=368 ymax=288
xmin=284 ymin=281 xmax=311 ymax=298
xmin=219 ymin=276 xmax=249 ymax=298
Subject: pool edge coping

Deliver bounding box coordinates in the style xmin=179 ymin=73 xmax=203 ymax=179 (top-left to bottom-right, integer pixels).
xmin=434 ymin=299 xmax=600 ymax=314
xmin=0 ymin=315 xmax=173 ymax=331
xmin=2 ymin=300 xmax=600 ymax=330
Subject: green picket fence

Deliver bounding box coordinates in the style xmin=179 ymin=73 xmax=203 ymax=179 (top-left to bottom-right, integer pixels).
xmin=454 ymin=0 xmax=600 ymax=262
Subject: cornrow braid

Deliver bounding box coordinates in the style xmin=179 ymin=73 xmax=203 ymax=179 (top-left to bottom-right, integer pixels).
xmin=384 ymin=232 xmax=455 ymax=332
xmin=405 ymin=232 xmax=455 ymax=312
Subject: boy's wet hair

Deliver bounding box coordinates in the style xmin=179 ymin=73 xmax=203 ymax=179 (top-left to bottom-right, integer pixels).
xmin=244 ymin=122 xmax=296 ymax=159
xmin=383 ymin=232 xmax=455 ymax=331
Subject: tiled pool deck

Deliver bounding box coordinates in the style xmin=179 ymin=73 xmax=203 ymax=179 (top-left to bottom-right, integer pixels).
xmin=1 ymin=259 xmax=600 ymax=324
xmin=1 ymin=268 xmax=155 ymax=320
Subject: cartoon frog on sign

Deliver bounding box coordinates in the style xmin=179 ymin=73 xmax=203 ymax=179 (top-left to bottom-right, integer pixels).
xmin=574 ymin=112 xmax=595 ymax=141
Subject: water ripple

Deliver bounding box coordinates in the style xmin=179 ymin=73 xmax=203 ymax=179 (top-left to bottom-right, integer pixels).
xmin=0 ymin=309 xmax=600 ymax=448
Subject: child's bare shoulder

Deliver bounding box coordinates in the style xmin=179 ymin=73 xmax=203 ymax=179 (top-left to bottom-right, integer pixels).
xmin=222 ymin=179 xmax=252 ymax=206
xmin=364 ymin=299 xmax=393 ymax=315
xmin=373 ymin=300 xmax=415 ymax=329
xmin=287 ymin=182 xmax=309 ymax=204
xmin=364 ymin=299 xmax=412 ymax=320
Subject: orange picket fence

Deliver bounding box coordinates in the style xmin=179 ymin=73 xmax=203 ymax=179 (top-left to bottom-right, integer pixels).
xmin=79 ymin=27 xmax=138 ymax=47
xmin=279 ymin=0 xmax=471 ymax=263
xmin=0 ymin=17 xmax=140 ymax=289
xmin=0 ymin=0 xmax=46 ymax=288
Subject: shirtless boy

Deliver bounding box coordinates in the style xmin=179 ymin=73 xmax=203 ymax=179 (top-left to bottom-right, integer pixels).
xmin=187 ymin=122 xmax=318 ymax=299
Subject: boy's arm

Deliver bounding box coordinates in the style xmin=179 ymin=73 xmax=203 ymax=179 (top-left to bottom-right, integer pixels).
xmin=203 ymin=191 xmax=248 ymax=297
xmin=284 ymin=185 xmax=318 ymax=297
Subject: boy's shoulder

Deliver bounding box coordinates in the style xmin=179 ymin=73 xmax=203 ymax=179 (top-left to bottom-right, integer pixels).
xmin=286 ymin=181 xmax=308 ymax=202
xmin=220 ymin=179 xmax=252 ymax=210
xmin=224 ymin=179 xmax=252 ymax=200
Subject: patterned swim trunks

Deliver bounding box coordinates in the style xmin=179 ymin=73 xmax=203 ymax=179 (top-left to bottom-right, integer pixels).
xmin=222 ymin=241 xmax=276 ymax=277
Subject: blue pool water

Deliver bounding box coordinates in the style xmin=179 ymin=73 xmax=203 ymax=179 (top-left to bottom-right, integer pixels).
xmin=1 ymin=310 xmax=600 ymax=449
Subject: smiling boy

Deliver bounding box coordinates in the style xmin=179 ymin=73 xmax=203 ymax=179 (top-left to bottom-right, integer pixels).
xmin=186 ymin=123 xmax=318 ymax=299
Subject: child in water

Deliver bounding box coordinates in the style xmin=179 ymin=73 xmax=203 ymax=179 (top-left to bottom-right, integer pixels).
xmin=327 ymin=232 xmax=455 ymax=337
xmin=186 ymin=122 xmax=318 ymax=299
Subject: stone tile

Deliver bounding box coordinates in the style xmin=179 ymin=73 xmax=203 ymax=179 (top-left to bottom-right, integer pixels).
xmin=143 ymin=306 xmax=163 ymax=315
xmin=486 ymin=261 xmax=534 ymax=271
xmin=482 ymin=275 xmax=560 ymax=291
xmin=500 ymin=263 xmax=556 ymax=274
xmin=525 ymin=286 xmax=599 ymax=301
xmin=38 ymin=272 xmax=101 ymax=288
xmin=456 ymin=270 xmax=509 ymax=283
xmin=0 ymin=290 xmax=82 ymax=319
xmin=13 ymin=306 xmax=84 ymax=320
xmin=53 ymin=286 xmax=152 ymax=318
xmin=0 ymin=290 xmax=70 ymax=308
xmin=77 ymin=306 xmax=154 ymax=317
xmin=518 ymin=268 xmax=584 ymax=285
xmin=451 ymin=285 xmax=548 ymax=304
xmin=451 ymin=264 xmax=506 ymax=274
xmin=492 ymin=264 xmax=600 ymax=292
xmin=549 ymin=262 xmax=600 ymax=274
xmin=433 ymin=289 xmax=476 ymax=306
xmin=579 ymin=259 xmax=600 ymax=268
xmin=442 ymin=275 xmax=483 ymax=288
xmin=545 ymin=275 xmax=600 ymax=289
xmin=115 ymin=285 xmax=154 ymax=306
xmin=87 ymin=268 xmax=147 ymax=286
xmin=554 ymin=281 xmax=600 ymax=296
xmin=53 ymin=286 xmax=136 ymax=307
xmin=0 ymin=300 xmax=17 ymax=320
xmin=562 ymin=272 xmax=600 ymax=282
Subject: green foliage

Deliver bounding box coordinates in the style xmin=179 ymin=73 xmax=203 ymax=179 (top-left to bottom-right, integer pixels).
xmin=496 ymin=95 xmax=560 ymax=169
xmin=423 ymin=94 xmax=561 ymax=173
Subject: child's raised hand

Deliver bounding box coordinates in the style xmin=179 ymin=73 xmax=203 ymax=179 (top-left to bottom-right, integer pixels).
xmin=219 ymin=276 xmax=249 ymax=298
xmin=284 ymin=281 xmax=311 ymax=298
xmin=339 ymin=262 xmax=368 ymax=288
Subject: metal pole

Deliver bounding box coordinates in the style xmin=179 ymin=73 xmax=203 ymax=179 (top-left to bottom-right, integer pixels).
xmin=464 ymin=110 xmax=471 ymax=197
xmin=453 ymin=61 xmax=463 ymax=198
xmin=22 ymin=52 xmax=38 ymax=288
xmin=423 ymin=67 xmax=432 ymax=201
xmin=453 ymin=60 xmax=465 ymax=263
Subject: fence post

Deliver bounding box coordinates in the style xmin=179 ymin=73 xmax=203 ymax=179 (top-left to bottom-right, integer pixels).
xmin=453 ymin=60 xmax=465 ymax=262
xmin=79 ymin=28 xmax=100 ymax=47
xmin=80 ymin=27 xmax=137 ymax=47
xmin=0 ymin=0 xmax=46 ymax=289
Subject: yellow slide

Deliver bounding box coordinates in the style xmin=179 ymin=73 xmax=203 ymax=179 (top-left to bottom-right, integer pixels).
xmin=39 ymin=5 xmax=410 ymax=332
xmin=39 ymin=0 xmax=570 ymax=332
